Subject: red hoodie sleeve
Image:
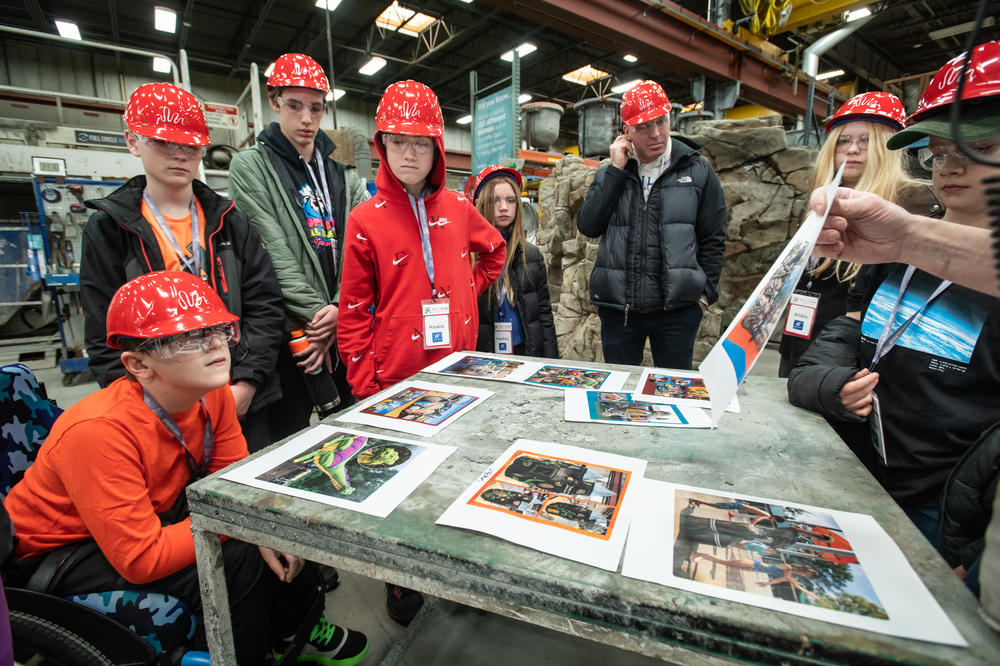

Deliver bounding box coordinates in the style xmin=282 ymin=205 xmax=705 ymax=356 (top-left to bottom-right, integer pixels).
xmin=466 ymin=201 xmax=506 ymax=294
xmin=337 ymin=212 xmax=380 ymax=398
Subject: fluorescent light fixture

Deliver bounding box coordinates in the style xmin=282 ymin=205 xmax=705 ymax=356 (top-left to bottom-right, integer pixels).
xmin=457 ymin=114 xmax=472 ymax=125
xmin=55 ymin=20 xmax=82 ymax=40
xmin=359 ymin=56 xmax=387 ymax=76
xmin=518 ymin=93 xmax=532 ymax=103
xmin=846 ymin=8 xmax=871 ymax=22
xmin=623 ymin=54 xmax=638 ymax=63
xmin=154 ymin=7 xmax=177 ymax=33
xmin=315 ymin=0 xmax=343 ymax=10
xmin=815 ymin=69 xmax=845 ymax=81
xmin=326 ymin=89 xmax=346 ymax=101
xmin=562 ymin=64 xmax=610 ymax=86
xmin=459 ymin=0 xmax=473 ymax=3
xmin=264 ymin=62 xmax=275 ymax=77
xmin=928 ymin=16 xmax=994 ymax=41
xmin=152 ymin=57 xmax=172 ymax=73
xmin=611 ymin=79 xmax=641 ymax=94
xmin=500 ymin=43 xmax=537 ymax=62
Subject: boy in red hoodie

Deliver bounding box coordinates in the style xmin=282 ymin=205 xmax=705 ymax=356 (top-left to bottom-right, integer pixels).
xmin=337 ymin=81 xmax=505 ymax=399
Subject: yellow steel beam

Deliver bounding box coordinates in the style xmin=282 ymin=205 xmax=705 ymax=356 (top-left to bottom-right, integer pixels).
xmin=781 ymin=0 xmax=873 ymax=33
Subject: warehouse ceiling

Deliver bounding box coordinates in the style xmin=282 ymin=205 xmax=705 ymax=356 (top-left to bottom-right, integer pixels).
xmin=1 ymin=0 xmax=997 ymax=129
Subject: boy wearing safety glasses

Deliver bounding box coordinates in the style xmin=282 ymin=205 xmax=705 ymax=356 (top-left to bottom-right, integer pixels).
xmin=80 ymin=82 xmax=285 ymax=452
xmin=4 ymin=271 xmax=369 ymax=665
xmin=229 ymin=53 xmax=368 ymax=443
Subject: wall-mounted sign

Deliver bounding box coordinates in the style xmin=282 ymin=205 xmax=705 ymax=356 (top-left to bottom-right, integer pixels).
xmin=472 ymin=87 xmax=514 ymax=176
xmin=74 ymin=130 xmax=127 ymax=147
xmin=204 ymin=102 xmax=239 ymax=129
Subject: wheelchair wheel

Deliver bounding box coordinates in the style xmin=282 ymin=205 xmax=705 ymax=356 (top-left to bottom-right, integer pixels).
xmin=10 ymin=609 xmax=115 ymax=666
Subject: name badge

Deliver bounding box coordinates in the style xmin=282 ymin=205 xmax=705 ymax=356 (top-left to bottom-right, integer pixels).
xmin=783 ymin=290 xmax=821 ymax=339
xmin=421 ymin=299 xmax=451 ymax=349
xmin=869 ymin=392 xmax=887 ymax=465
xmin=494 ymin=321 xmax=514 ymax=354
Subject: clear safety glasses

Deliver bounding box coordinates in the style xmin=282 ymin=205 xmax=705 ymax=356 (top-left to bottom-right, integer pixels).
xmin=138 ymin=323 xmax=239 ymax=359
xmin=138 ymin=135 xmax=205 ymax=158
xmin=917 ymin=142 xmax=1000 ymax=171
xmin=276 ymin=97 xmax=327 ymax=117
xmin=383 ymin=135 xmax=435 ymax=155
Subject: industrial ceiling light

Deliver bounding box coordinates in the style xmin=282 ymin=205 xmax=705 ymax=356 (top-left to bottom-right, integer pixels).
xmin=152 ymin=57 xmax=172 ymax=73
xmin=815 ymin=69 xmax=845 ymax=80
xmin=315 ymin=0 xmax=343 ymax=10
xmin=562 ymin=64 xmax=610 ymax=86
xmin=457 ymin=114 xmax=472 ymax=125
xmin=622 ymin=54 xmax=638 ymax=63
xmin=55 ymin=20 xmax=82 ymax=40
xmin=154 ymin=7 xmax=177 ymax=33
xmin=500 ymin=43 xmax=537 ymax=62
xmin=359 ymin=56 xmax=387 ymax=76
xmin=845 ymin=8 xmax=871 ymax=22
xmin=518 ymin=93 xmax=532 ymax=103
xmin=326 ymin=89 xmax=346 ymax=101
xmin=611 ymin=79 xmax=641 ymax=94
xmin=375 ymin=2 xmax=436 ymax=37
xmin=928 ymin=16 xmax=995 ymax=41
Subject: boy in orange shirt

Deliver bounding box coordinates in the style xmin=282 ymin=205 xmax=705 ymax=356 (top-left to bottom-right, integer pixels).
xmin=4 ymin=271 xmax=367 ymax=666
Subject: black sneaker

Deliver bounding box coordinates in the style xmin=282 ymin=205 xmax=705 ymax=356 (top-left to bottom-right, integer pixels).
xmin=284 ymin=617 xmax=368 ymax=666
xmin=316 ymin=564 xmax=341 ymax=592
xmin=385 ymin=584 xmax=424 ymax=626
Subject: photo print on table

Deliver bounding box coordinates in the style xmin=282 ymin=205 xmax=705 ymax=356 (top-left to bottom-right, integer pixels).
xmin=525 ymin=365 xmax=612 ymax=390
xmin=337 ymin=380 xmax=493 ymax=438
xmin=438 ymin=354 xmax=526 ymax=379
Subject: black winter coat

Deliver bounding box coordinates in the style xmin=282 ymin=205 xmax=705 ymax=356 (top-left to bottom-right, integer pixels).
xmin=81 ymin=176 xmax=285 ymax=413
xmin=476 ymin=242 xmax=558 ymax=358
xmin=577 ymin=136 xmax=727 ymax=313
xmin=939 ymin=422 xmax=1000 ymax=570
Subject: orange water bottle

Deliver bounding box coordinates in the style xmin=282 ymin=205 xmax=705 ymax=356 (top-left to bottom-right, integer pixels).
xmin=289 ymin=329 xmax=341 ymax=418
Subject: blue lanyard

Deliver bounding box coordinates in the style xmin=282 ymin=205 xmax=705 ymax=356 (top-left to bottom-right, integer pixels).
xmin=143 ymin=189 xmax=201 ymax=279
xmin=870 ymin=265 xmax=951 ymax=370
xmin=407 ymin=191 xmax=437 ymax=298
xmin=142 ymin=389 xmax=214 ymax=481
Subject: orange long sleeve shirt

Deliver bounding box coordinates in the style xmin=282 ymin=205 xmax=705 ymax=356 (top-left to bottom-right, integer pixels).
xmin=5 ymin=378 xmax=248 ymax=584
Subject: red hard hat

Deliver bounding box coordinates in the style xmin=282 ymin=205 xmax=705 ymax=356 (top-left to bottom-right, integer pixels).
xmin=106 ymin=271 xmax=238 ymax=348
xmin=909 ymin=40 xmax=1000 ymax=122
xmin=376 ymin=80 xmax=443 ymax=138
xmin=267 ymin=53 xmax=331 ymax=93
xmin=472 ymin=165 xmax=523 ymax=202
xmin=620 ymin=80 xmax=671 ymax=127
xmin=826 ymin=92 xmax=906 ymax=132
xmin=124 ymin=83 xmax=210 ymax=147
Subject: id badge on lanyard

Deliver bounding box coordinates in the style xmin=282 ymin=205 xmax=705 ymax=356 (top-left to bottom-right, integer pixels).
xmin=494 ymin=321 xmax=514 ymax=354
xmin=783 ymin=290 xmax=820 ymax=339
xmin=421 ymin=299 xmax=451 ymax=349
xmin=869 ymin=392 xmax=887 ymax=465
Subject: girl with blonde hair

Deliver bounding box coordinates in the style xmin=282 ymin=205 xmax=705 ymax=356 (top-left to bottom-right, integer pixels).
xmin=778 ymin=92 xmax=941 ymax=376
xmin=472 ymin=165 xmax=558 ymax=358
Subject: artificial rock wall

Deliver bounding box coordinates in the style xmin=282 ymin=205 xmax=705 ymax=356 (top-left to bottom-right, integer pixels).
xmin=536 ymin=117 xmax=818 ymax=364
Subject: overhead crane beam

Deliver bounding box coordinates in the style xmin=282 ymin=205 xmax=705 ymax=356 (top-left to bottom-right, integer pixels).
xmin=481 ymin=0 xmax=843 ymax=118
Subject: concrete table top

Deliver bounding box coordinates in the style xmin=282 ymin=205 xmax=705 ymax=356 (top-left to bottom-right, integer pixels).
xmin=188 ymin=358 xmax=1000 ymax=664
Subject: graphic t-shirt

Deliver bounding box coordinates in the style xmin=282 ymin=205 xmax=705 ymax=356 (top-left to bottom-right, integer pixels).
xmin=141 ymin=198 xmax=208 ymax=279
xmin=858 ymin=263 xmax=1000 ymax=507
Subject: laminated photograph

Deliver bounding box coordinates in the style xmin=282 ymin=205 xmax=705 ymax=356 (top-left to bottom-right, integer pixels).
xmin=221 ymin=425 xmax=454 ymax=518
xmin=632 ymin=369 xmax=740 ymax=413
xmin=422 ymin=351 xmax=629 ymax=392
xmin=437 ymin=439 xmax=646 ymax=571
xmin=336 ymin=379 xmax=492 ymax=437
xmin=564 ymin=390 xmax=711 ymax=428
xmin=621 ymin=480 xmax=966 ymax=646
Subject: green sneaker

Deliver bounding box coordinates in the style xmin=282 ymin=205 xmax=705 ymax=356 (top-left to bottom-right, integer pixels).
xmin=283 ymin=617 xmax=369 ymax=666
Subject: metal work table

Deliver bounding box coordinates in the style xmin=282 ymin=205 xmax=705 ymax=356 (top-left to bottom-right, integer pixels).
xmin=188 ymin=360 xmax=1000 ymax=664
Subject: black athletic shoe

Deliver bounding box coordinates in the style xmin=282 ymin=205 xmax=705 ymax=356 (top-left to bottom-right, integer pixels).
xmin=316 ymin=564 xmax=340 ymax=592
xmin=385 ymin=584 xmax=424 ymax=626
xmin=274 ymin=617 xmax=368 ymax=666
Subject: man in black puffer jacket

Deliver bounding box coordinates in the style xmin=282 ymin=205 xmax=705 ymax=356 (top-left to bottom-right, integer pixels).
xmin=577 ymin=81 xmax=726 ymax=370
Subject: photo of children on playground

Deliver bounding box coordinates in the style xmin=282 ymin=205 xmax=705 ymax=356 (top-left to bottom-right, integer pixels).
xmin=673 ymin=489 xmax=888 ymax=619
xmin=469 ymin=451 xmax=630 ymax=539
xmin=640 ymin=373 xmax=711 ymax=403
xmin=361 ymin=386 xmax=477 ymax=425
xmin=441 ymin=354 xmax=524 ymax=379
xmin=587 ymin=391 xmax=688 ymax=424
xmin=256 ymin=431 xmax=421 ymax=503
xmin=525 ymin=365 xmax=610 ymax=389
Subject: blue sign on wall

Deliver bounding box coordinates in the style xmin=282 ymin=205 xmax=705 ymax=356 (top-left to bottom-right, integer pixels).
xmin=472 ymin=87 xmax=514 ymax=175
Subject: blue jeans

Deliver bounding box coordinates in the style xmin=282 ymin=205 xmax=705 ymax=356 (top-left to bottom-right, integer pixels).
xmin=903 ymin=506 xmax=942 ymax=553
xmin=598 ymin=304 xmax=703 ymax=369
